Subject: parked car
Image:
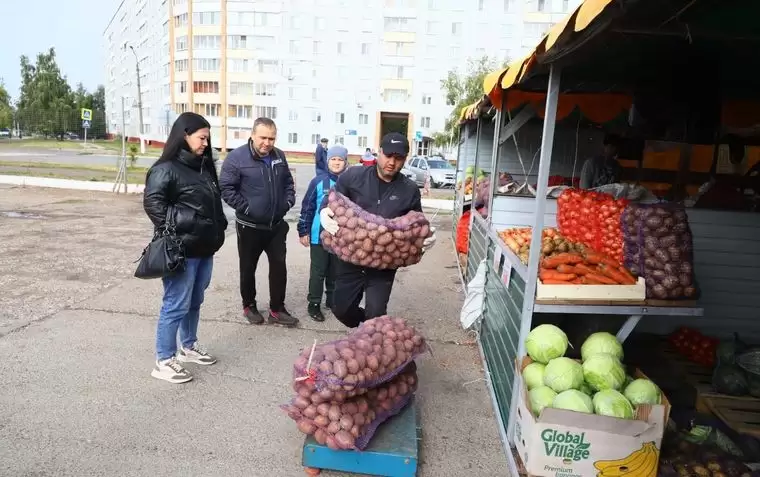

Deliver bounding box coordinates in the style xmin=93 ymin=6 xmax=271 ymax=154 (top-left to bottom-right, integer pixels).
xmin=403 ymin=156 xmax=456 ymax=188
xmin=0 ymin=129 xmax=10 ymax=138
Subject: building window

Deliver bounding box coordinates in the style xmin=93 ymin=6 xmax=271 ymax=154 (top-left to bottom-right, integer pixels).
xmin=230 ymin=128 xmax=248 ymax=139
xmin=538 ymin=0 xmax=546 ymax=11
xmin=312 ymin=88 xmax=318 ymax=100
xmin=420 ymin=116 xmax=431 ymax=128
xmin=290 ymin=40 xmax=300 ymax=54
xmin=478 ymin=0 xmax=484 ymax=10
xmin=384 ymin=16 xmax=414 ymax=33
xmin=562 ymin=0 xmax=569 ymax=10
xmin=174 ymin=59 xmax=189 ymax=72
xmin=176 ymin=35 xmax=188 ymax=51
xmin=174 ymin=103 xmax=189 ymax=113
xmin=314 ymin=17 xmax=326 ymax=30
xmin=193 ymin=35 xmax=221 ymax=49
xmin=334 ymin=136 xmax=345 ymax=145
xmin=311 ymin=133 xmax=321 ymax=144
xmin=289 ymin=110 xmax=298 ymax=121
xmin=193 ymin=81 xmax=219 ymax=93
xmin=258 ymin=60 xmax=278 ymax=74
xmin=194 ymin=103 xmax=221 ymax=116
xmin=254 ymin=83 xmax=276 ymax=97
xmin=229 ymin=82 xmax=253 ymax=95
xmin=383 ymin=89 xmax=407 ymax=103
xmin=312 ymin=111 xmax=322 ymax=122
xmin=361 ymin=43 xmax=371 ymax=55
xmin=176 ymin=81 xmax=187 ymax=93
xmin=255 ymin=106 xmax=277 ymax=119
xmin=358 ymin=113 xmax=368 ymax=125
xmin=335 ymin=112 xmax=345 ymax=124
xmin=227 ymin=35 xmax=250 ymax=50
xmin=289 ymin=87 xmax=296 ymax=99
xmin=193 ymin=58 xmax=220 ymax=72
xmin=337 ymin=42 xmax=344 ymax=54
xmin=288 ymin=133 xmax=298 ymax=144
xmin=228 ymin=59 xmax=251 ymax=73
xmin=451 ymin=22 xmax=462 ymax=35
xmin=174 ymin=13 xmax=188 ymax=27
xmin=228 ymin=105 xmax=253 ymax=118
xmin=384 ymin=41 xmax=413 ymax=56
xmin=422 ymin=94 xmax=432 ymax=105
xmin=358 ymin=136 xmax=368 ymax=148
xmin=192 ymin=12 xmax=220 ymax=26
xmin=313 ymin=41 xmax=321 ymax=55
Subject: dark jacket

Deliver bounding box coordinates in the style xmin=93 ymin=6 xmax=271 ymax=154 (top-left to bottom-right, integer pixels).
xmin=143 ymin=150 xmax=228 ymax=258
xmin=298 ymin=170 xmax=340 ymax=244
xmin=324 ymin=165 xmax=422 ymax=219
xmin=315 ymin=144 xmax=327 ymax=174
xmin=219 ymin=141 xmax=296 ymax=229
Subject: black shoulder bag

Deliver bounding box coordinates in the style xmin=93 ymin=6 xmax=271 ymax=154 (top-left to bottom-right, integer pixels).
xmin=134 ymin=206 xmax=186 ymax=279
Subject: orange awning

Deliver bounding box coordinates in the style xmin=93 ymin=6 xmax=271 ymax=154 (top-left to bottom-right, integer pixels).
xmin=505 ymin=90 xmax=632 ymax=124
xmin=483 ymin=0 xmax=616 ymax=98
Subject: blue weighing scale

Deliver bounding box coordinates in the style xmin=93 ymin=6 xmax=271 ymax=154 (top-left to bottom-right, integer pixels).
xmin=301 ymin=398 xmax=420 ymax=476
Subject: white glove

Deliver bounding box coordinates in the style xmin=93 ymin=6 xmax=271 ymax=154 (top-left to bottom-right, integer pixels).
xmin=320 ymin=208 xmax=340 ymax=235
xmin=422 ymin=227 xmax=437 ymax=253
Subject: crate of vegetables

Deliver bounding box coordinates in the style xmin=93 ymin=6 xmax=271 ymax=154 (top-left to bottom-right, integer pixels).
xmin=536 ymin=250 xmax=645 ymax=302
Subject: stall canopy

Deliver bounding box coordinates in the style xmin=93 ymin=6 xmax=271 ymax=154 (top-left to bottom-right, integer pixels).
xmin=458 ymin=96 xmax=492 ymax=123
xmin=485 ymin=0 xmax=760 ymax=129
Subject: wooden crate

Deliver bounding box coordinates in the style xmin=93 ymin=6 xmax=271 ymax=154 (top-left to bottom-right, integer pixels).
xmin=703 ymin=395 xmax=760 ymax=438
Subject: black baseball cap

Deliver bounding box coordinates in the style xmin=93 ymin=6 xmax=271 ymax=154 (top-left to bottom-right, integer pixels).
xmin=380 ymin=132 xmax=410 ymax=157
xmin=320 ymin=137 xmax=329 ymax=143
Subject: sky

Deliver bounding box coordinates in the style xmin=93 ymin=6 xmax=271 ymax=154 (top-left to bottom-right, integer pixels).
xmin=0 ymin=0 xmax=119 ymax=101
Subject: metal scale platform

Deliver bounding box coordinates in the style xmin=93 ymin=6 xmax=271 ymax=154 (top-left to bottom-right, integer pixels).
xmin=301 ymin=399 xmax=420 ymax=476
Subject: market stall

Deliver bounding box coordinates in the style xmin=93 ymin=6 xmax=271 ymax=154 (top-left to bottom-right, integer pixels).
xmin=459 ymin=0 xmax=760 ymax=475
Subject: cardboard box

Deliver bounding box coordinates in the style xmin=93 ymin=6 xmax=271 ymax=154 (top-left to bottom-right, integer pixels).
xmin=536 ymin=277 xmax=646 ymax=303
xmin=514 ymin=357 xmax=670 ymax=477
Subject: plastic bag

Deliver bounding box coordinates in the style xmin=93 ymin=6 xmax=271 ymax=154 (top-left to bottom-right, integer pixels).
xmin=621 ymin=203 xmax=697 ymax=300
xmin=292 ymin=316 xmax=428 ymax=403
xmin=455 ymin=210 xmax=471 ymax=254
xmin=283 ymin=363 xmax=418 ymax=450
xmin=320 ymin=190 xmax=432 ymax=270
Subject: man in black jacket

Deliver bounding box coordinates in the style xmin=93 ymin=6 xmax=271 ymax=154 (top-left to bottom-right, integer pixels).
xmin=319 ymin=133 xmax=437 ymax=327
xmin=219 ymin=117 xmax=299 ymax=327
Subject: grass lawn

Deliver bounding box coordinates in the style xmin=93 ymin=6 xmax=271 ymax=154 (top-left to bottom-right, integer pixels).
xmin=0 ymin=160 xmax=149 ymax=183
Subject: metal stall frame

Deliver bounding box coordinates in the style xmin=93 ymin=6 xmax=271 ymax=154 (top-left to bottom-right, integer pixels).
xmin=473 ymin=64 xmax=704 ymax=475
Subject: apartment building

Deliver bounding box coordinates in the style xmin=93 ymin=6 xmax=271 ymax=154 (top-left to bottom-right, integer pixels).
xmin=103 ymin=0 xmax=579 ymax=154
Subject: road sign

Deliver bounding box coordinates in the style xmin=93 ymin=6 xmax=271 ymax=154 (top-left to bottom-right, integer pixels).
xmin=344 ymin=129 xmax=357 ymax=136
xmin=82 ymin=120 xmax=91 ymax=129
xmin=414 ymin=131 xmax=423 ymax=142
xmin=81 ymin=108 xmax=92 ymax=121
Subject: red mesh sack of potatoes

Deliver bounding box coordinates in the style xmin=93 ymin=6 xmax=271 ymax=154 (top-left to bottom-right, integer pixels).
xmin=320 ymin=190 xmax=433 ymax=269
xmin=283 ymin=362 xmax=418 ymax=450
xmin=291 ymin=316 xmax=428 ymax=404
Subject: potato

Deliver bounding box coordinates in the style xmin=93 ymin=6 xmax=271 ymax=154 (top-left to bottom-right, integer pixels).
xmin=325 ymin=435 xmax=340 ymax=450
xmin=297 ymin=419 xmax=317 ymax=435
xmin=314 ymin=428 xmax=328 ymax=446
xmin=335 ymin=430 xmax=356 ymax=450
xmin=293 ymin=396 xmax=311 ymax=410
xmin=314 ymin=415 xmax=330 ymax=428
xmin=377 ymin=233 xmax=393 ymax=246
xmin=317 ymin=403 xmax=331 ymax=417
xmin=340 ymin=414 xmax=354 ymax=430
xmin=327 ymin=421 xmax=341 ymax=434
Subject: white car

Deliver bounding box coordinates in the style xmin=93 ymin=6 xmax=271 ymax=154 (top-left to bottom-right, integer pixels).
xmin=403 ymin=156 xmax=456 ymax=188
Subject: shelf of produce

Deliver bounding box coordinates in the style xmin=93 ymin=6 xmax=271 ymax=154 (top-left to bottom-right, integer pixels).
xmin=532 ymin=302 xmax=703 ymax=316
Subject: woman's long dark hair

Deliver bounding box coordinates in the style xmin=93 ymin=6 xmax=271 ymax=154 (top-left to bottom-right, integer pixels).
xmin=154 ymin=112 xmax=218 ymax=181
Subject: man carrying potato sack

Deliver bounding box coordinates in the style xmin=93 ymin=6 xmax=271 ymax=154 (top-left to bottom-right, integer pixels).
xmin=297 ymin=145 xmax=349 ymax=322
xmin=318 ymin=132 xmax=438 ymax=328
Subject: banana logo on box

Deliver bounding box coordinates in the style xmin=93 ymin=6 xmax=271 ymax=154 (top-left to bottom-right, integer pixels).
xmin=593 ymin=441 xmax=658 ymax=477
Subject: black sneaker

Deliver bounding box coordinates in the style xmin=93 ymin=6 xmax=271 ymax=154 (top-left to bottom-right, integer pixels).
xmin=268 ymin=307 xmax=299 ymax=327
xmin=308 ymin=303 xmax=325 ymax=322
xmin=243 ymin=305 xmax=265 ymax=325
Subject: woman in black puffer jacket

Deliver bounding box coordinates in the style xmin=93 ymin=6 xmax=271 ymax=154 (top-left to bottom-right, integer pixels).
xmin=143 ymin=112 xmax=228 ymax=384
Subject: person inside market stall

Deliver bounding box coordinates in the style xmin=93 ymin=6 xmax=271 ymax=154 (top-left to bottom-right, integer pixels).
xmin=297 ymin=145 xmax=349 ymax=322
xmin=318 ymin=133 xmax=437 ymax=328
xmin=579 ymin=134 xmax=622 ymax=189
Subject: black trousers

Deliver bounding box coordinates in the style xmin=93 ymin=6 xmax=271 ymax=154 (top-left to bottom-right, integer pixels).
xmin=308 ymin=245 xmax=335 ymax=305
xmin=330 ymin=259 xmax=396 ymax=328
xmin=236 ymin=221 xmax=289 ymax=310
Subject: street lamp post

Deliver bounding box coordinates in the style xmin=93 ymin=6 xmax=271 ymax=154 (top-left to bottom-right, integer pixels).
xmin=129 ymin=45 xmax=146 ymax=154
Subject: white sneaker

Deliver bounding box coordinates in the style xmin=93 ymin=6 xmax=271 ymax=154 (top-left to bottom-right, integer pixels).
xmin=177 ymin=342 xmax=217 ymax=365
xmin=151 ymin=357 xmax=193 ymax=384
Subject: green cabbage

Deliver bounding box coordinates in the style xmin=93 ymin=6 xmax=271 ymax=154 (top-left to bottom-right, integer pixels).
xmin=543 ymin=357 xmax=584 ymax=393
xmin=583 ymin=353 xmax=627 ymax=391
xmin=525 ymin=324 xmax=568 ymax=364
xmin=579 ymin=382 xmax=594 ymax=396
xmin=581 ymin=332 xmax=624 ymax=362
xmin=592 ymin=389 xmax=634 ymax=419
xmin=522 ymin=363 xmax=546 ymax=390
xmin=553 ymin=389 xmax=594 ymax=414
xmin=529 ymin=386 xmax=557 ymax=417
xmin=623 ymin=379 xmax=661 ymax=406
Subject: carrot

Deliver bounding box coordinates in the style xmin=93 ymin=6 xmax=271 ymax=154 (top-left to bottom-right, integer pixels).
xmin=573 ymin=263 xmax=597 ymax=276
xmin=616 ymin=266 xmax=638 ymax=285
xmin=556 ymin=264 xmax=577 ymax=274
xmin=542 ymin=279 xmax=574 ymax=285
xmin=584 ymin=251 xmax=619 ymax=268
xmin=540 ymin=269 xmax=577 ymax=281
xmin=584 ymin=272 xmax=617 ymax=285
xmin=542 ymin=253 xmax=584 ymax=269
xmin=571 ymin=277 xmax=585 ymax=284
xmin=597 ymin=263 xmax=632 ymax=285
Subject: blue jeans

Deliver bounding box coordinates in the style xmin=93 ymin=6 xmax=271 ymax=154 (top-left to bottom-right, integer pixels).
xmin=155 ymin=257 xmax=214 ymax=360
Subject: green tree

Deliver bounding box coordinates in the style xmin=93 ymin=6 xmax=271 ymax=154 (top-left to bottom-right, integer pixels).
xmin=436 ymin=55 xmax=506 ymax=149
xmin=16 ymin=47 xmax=74 ymax=139
xmin=0 ymin=80 xmax=13 ymax=129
